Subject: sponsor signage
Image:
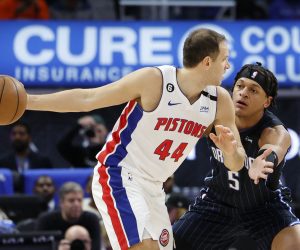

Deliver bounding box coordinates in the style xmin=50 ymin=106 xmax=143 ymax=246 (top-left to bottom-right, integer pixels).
xmin=0 ymin=21 xmax=299 ymax=87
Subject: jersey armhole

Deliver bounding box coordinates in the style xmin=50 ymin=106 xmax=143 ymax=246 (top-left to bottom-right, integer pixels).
xmin=137 ymin=66 xmax=164 ymax=113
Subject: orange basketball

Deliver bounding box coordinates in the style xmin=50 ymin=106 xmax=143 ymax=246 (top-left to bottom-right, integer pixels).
xmin=0 ymin=76 xmax=27 ymax=125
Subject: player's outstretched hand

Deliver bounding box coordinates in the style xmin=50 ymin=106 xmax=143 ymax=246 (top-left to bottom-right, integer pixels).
xmin=248 ymin=148 xmax=274 ymax=185
xmin=209 ymin=125 xmax=237 ymax=156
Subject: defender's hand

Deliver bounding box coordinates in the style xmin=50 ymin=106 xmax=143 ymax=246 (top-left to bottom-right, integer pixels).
xmin=249 ymin=148 xmax=274 ymax=184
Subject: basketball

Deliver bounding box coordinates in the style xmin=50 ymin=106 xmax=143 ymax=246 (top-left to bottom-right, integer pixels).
xmin=0 ymin=75 xmax=27 ymax=125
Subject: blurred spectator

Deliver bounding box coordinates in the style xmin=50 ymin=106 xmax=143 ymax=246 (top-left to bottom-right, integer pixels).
xmin=50 ymin=0 xmax=93 ymax=19
xmin=236 ymin=0 xmax=269 ymax=19
xmin=163 ymin=175 xmax=175 ymax=197
xmin=33 ymin=175 xmax=56 ymax=211
xmin=0 ymin=218 xmax=17 ymax=234
xmin=88 ymin=0 xmax=119 ymax=20
xmin=0 ymin=122 xmax=53 ymax=172
xmin=0 ymin=0 xmax=50 ymax=19
xmin=0 ymin=207 xmax=17 ymax=233
xmin=268 ymin=0 xmax=300 ymax=19
xmin=49 ymin=0 xmax=119 ymax=20
xmin=82 ymin=174 xmax=99 ymax=217
xmin=35 ymin=182 xmax=100 ymax=250
xmin=166 ymin=193 xmax=189 ymax=225
xmin=58 ymin=225 xmax=92 ymax=250
xmin=83 ymin=174 xmax=111 ymax=250
xmin=0 ymin=122 xmax=52 ymax=191
xmin=57 ymin=115 xmax=108 ymax=168
xmin=0 ymin=208 xmax=9 ymax=220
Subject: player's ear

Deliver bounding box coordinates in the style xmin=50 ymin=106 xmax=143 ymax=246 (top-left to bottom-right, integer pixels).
xmin=202 ymin=56 xmax=211 ymax=69
xmin=264 ymin=96 xmax=272 ymax=109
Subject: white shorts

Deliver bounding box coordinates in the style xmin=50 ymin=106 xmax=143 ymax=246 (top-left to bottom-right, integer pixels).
xmin=92 ymin=163 xmax=173 ymax=250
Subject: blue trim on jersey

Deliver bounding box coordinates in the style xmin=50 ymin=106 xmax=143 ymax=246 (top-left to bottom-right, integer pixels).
xmin=107 ymin=167 xmax=140 ymax=246
xmin=106 ymin=104 xmax=143 ymax=166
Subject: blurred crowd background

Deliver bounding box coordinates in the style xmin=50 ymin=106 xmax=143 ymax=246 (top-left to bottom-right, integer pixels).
xmin=0 ymin=0 xmax=300 ymax=249
xmin=0 ymin=0 xmax=299 ymax=20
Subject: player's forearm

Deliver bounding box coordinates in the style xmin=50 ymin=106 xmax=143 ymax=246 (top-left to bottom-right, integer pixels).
xmin=259 ymin=144 xmax=286 ymax=166
xmin=223 ymin=146 xmax=245 ymax=171
xmin=27 ymin=89 xmax=91 ymax=112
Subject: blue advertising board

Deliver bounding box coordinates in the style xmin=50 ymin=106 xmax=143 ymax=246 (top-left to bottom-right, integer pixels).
xmin=0 ymin=20 xmax=299 ymax=87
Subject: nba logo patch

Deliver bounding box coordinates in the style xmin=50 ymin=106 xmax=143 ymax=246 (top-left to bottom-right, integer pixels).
xmin=159 ymin=229 xmax=169 ymax=247
xmin=251 ymin=71 xmax=258 ymax=79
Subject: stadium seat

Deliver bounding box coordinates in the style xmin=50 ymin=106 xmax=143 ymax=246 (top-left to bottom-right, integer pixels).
xmin=0 ymin=168 xmax=14 ymax=195
xmin=23 ymin=168 xmax=93 ymax=205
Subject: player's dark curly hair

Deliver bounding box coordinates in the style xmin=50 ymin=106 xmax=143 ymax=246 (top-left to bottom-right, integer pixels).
xmin=233 ymin=62 xmax=278 ymax=108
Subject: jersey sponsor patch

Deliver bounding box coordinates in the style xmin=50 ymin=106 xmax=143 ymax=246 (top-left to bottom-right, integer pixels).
xmin=166 ymin=83 xmax=174 ymax=92
xmin=159 ymin=229 xmax=169 ymax=247
xmin=200 ymin=106 xmax=209 ymax=112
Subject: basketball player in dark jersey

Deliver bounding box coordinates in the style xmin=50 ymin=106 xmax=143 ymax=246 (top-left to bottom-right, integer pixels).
xmin=173 ymin=63 xmax=300 ymax=250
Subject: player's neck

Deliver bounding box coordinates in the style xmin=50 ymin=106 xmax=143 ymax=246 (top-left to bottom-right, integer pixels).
xmin=236 ymin=111 xmax=264 ymax=130
xmin=177 ymin=68 xmax=208 ymax=103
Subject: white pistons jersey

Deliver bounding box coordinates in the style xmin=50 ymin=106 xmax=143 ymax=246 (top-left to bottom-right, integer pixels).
xmin=96 ymin=65 xmax=217 ymax=182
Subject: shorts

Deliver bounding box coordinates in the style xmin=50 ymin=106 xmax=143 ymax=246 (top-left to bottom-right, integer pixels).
xmin=173 ymin=194 xmax=300 ymax=250
xmin=92 ymin=163 xmax=173 ymax=250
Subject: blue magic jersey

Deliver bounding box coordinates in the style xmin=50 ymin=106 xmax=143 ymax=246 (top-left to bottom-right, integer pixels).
xmin=173 ymin=111 xmax=299 ymax=250
xmin=204 ymin=110 xmax=288 ymax=209
xmin=97 ymin=65 xmax=217 ymax=182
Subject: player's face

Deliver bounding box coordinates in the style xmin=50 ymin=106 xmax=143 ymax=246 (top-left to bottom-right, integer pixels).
xmin=60 ymin=191 xmax=83 ymax=221
xmin=209 ymin=41 xmax=230 ymax=85
xmin=232 ymin=78 xmax=271 ymax=118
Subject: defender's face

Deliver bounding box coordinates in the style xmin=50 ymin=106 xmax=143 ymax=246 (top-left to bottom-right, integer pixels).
xmin=232 ymin=78 xmax=271 ymax=117
xmin=209 ymin=41 xmax=230 ymax=85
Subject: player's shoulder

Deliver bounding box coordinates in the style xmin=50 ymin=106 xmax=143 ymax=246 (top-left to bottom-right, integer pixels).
xmin=216 ymin=86 xmax=230 ymax=96
xmin=141 ymin=66 xmax=163 ymax=86
xmin=117 ymin=66 xmax=162 ymax=92
xmin=262 ymin=110 xmax=285 ymax=128
xmin=214 ymin=86 xmax=235 ymax=122
xmin=260 ymin=110 xmax=288 ymax=137
xmin=140 ymin=66 xmax=162 ymax=76
xmin=264 ymin=109 xmax=280 ymax=120
xmin=215 ymin=86 xmax=232 ymax=104
xmin=131 ymin=67 xmax=163 ymax=85
xmin=261 ymin=124 xmax=289 ymax=142
xmin=127 ymin=67 xmax=164 ymax=110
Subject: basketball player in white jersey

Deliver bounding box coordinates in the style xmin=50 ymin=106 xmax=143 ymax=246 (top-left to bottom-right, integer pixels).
xmin=26 ymin=28 xmax=271 ymax=250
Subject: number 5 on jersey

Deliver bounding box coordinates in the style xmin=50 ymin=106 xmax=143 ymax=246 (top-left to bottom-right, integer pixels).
xmin=154 ymin=139 xmax=188 ymax=162
xmin=228 ymin=172 xmax=240 ymax=191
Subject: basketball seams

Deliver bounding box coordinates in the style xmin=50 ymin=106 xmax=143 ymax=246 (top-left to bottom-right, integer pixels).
xmin=9 ymin=77 xmax=20 ymax=123
xmin=0 ymin=78 xmax=5 ymax=104
xmin=0 ymin=76 xmax=26 ymax=125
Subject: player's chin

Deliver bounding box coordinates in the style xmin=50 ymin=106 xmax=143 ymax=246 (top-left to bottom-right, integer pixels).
xmin=234 ymin=105 xmax=247 ymax=113
xmin=213 ymin=80 xmax=222 ymax=86
xmin=218 ymin=78 xmax=223 ymax=85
